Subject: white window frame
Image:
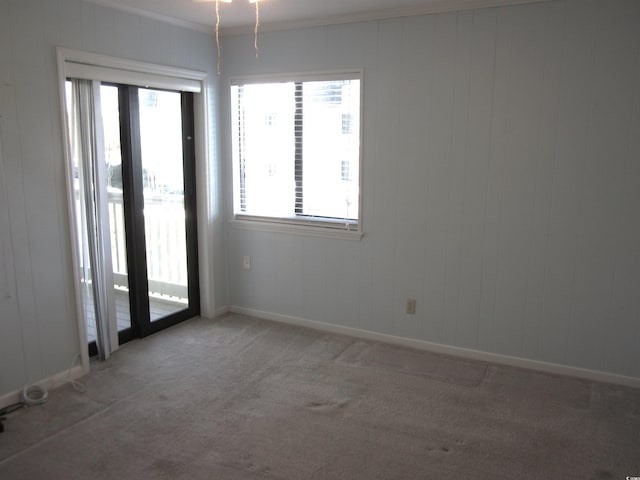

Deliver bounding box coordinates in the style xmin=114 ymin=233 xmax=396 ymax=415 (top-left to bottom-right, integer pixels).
xmin=228 ymin=70 xmax=364 ymax=240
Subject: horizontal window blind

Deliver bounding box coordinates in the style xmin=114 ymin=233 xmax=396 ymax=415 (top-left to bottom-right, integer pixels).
xmin=231 ymin=73 xmax=361 ymax=232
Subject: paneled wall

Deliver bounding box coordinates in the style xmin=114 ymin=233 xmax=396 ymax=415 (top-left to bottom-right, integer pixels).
xmin=0 ymin=0 xmax=225 ymax=397
xmin=2 ymin=0 xmax=639 ymax=398
xmin=222 ymin=0 xmax=640 ymax=379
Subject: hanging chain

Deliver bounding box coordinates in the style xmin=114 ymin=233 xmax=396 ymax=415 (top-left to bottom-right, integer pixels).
xmin=216 ymin=0 xmax=261 ymax=75
xmin=254 ymin=0 xmax=260 ymax=58
xmin=216 ymin=0 xmax=222 ymax=76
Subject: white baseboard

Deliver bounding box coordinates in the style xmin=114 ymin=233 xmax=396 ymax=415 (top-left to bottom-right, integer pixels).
xmin=0 ymin=364 xmax=86 ymax=410
xmin=214 ymin=305 xmax=230 ymax=318
xmin=229 ymin=306 xmax=640 ymax=389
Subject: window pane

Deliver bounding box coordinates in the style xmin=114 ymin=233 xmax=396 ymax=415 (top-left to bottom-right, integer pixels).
xmin=138 ymin=88 xmax=189 ymax=320
xmin=233 ymin=83 xmax=296 ymax=217
xmin=302 ymin=80 xmax=359 ymax=220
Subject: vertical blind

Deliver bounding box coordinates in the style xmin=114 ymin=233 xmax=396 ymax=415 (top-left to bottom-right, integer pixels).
xmin=67 ymin=79 xmax=117 ymax=360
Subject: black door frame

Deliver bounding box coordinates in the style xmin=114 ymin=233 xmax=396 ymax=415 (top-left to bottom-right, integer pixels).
xmin=89 ymin=84 xmax=199 ymax=356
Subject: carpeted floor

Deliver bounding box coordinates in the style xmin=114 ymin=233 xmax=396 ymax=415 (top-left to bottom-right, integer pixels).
xmin=1 ymin=314 xmax=639 ymax=479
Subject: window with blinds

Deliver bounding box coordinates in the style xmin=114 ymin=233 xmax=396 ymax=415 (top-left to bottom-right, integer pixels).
xmin=230 ymin=72 xmax=362 ymax=235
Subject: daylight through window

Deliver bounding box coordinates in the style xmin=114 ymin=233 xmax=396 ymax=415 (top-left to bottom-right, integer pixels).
xmin=231 ymin=73 xmax=361 ymax=233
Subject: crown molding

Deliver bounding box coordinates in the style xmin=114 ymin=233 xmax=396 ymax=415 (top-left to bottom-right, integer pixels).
xmin=83 ymin=0 xmax=214 ymax=34
xmin=220 ymin=0 xmax=551 ymax=36
xmin=82 ymin=0 xmax=550 ymax=37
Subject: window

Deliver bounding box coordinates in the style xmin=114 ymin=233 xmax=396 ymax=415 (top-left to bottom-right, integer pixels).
xmin=230 ymin=72 xmax=362 ymax=235
xmin=340 ymin=159 xmax=352 ymax=182
xmin=342 ymin=113 xmax=354 ymax=135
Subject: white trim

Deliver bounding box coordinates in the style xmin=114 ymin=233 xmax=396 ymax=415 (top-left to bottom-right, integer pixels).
xmin=83 ymin=0 xmax=214 ymax=34
xmin=229 ymin=70 xmax=364 ymax=240
xmin=56 ymin=48 xmax=213 ymax=370
xmin=59 ymin=48 xmax=205 ymax=92
xmin=60 ymin=48 xmax=207 ymax=83
xmin=65 ymin=64 xmax=202 ymax=93
xmin=229 ymin=306 xmax=640 ymax=389
xmin=82 ymin=0 xmax=549 ymax=37
xmin=229 ymin=69 xmax=363 ymax=86
xmin=190 ymin=79 xmax=216 ymax=322
xmin=229 ymin=219 xmax=364 ymax=241
xmin=221 ymin=0 xmax=551 ymax=36
xmin=195 ymin=76 xmax=217 ymax=319
xmin=214 ymin=306 xmax=230 ymax=318
xmin=0 ymin=365 xmax=85 ymax=410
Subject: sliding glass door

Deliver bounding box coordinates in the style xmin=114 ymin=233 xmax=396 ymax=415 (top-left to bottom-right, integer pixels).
xmin=117 ymin=83 xmax=199 ymax=342
xmin=66 ymin=80 xmax=199 ymax=357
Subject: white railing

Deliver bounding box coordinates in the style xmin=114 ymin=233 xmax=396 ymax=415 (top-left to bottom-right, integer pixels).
xmin=107 ymin=190 xmax=188 ymax=301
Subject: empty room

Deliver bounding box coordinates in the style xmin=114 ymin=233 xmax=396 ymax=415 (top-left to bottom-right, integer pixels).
xmin=1 ymin=0 xmax=639 ymax=478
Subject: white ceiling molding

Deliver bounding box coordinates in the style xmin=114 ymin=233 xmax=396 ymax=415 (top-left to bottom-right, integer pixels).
xmin=83 ymin=0 xmax=214 ymax=34
xmin=221 ymin=0 xmax=551 ymax=36
xmin=83 ymin=0 xmax=551 ymax=36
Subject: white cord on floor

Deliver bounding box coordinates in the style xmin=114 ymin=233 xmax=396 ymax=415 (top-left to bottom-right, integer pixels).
xmin=21 ymin=384 xmax=48 ymax=406
xmin=17 ymin=354 xmax=86 ymax=411
xmin=67 ymin=354 xmax=87 ymax=393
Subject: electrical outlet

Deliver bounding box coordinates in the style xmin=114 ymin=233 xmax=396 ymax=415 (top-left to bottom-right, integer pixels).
xmin=406 ymin=298 xmax=416 ymax=315
xmin=243 ymin=255 xmax=251 ymax=270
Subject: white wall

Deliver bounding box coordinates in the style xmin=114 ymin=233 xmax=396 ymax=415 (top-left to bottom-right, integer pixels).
xmin=222 ymin=0 xmax=640 ymax=379
xmin=1 ymin=0 xmax=638 ymax=399
xmin=0 ymin=0 xmax=226 ymax=397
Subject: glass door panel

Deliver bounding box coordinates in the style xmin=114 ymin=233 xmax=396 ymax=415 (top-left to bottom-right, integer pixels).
xmin=138 ymin=88 xmax=190 ymax=321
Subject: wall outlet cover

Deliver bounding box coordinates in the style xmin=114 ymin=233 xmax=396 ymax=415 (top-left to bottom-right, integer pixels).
xmin=406 ymin=298 xmax=416 ymax=315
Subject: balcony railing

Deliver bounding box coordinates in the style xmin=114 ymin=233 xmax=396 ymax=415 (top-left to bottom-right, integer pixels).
xmin=107 ymin=190 xmax=188 ymax=301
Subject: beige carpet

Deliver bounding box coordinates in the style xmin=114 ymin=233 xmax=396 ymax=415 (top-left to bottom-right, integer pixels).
xmin=0 ymin=314 xmax=638 ymax=479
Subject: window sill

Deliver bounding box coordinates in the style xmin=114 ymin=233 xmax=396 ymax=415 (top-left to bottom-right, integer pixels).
xmin=229 ymin=218 xmax=364 ymax=241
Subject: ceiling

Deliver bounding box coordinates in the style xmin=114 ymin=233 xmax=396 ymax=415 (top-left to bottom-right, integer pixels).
xmin=87 ymin=0 xmax=542 ymax=34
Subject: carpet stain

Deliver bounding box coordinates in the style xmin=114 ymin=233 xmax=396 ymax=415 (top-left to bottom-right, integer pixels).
xmin=425 ymin=445 xmax=453 ymax=454
xmin=2 ymin=315 xmax=639 ymax=480
xmin=151 ymin=458 xmax=182 ymax=475
xmin=306 ymin=400 xmax=348 ymax=412
xmin=594 ymin=470 xmax=614 ymax=479
xmin=335 ymin=342 xmax=487 ymax=387
xmin=246 ymin=462 xmax=272 ymax=474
